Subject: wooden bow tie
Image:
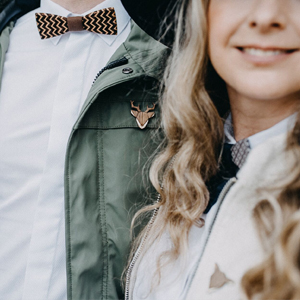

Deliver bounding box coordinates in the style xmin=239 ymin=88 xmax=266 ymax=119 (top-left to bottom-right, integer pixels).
xmin=35 ymin=7 xmax=118 ymax=39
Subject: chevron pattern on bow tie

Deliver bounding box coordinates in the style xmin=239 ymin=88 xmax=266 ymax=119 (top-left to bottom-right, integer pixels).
xmin=82 ymin=8 xmax=118 ymax=35
xmin=35 ymin=7 xmax=117 ymax=40
xmin=36 ymin=13 xmax=68 ymax=39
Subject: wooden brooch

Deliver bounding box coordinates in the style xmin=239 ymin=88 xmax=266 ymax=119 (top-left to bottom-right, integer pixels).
xmin=130 ymin=101 xmax=156 ymax=129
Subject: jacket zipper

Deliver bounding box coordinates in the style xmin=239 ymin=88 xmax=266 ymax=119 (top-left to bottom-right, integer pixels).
xmin=124 ymin=156 xmax=177 ymax=300
xmin=183 ymin=176 xmax=237 ymax=299
xmin=125 ymin=176 xmax=237 ymax=300
xmin=124 ymin=193 xmax=161 ymax=300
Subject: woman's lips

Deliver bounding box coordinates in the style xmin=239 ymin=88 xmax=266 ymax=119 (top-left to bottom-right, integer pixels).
xmin=236 ymin=46 xmax=298 ymax=65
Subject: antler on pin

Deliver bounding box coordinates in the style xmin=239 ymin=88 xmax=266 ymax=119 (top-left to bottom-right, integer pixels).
xmin=145 ymin=103 xmax=156 ymax=113
xmin=130 ymin=100 xmax=141 ymax=112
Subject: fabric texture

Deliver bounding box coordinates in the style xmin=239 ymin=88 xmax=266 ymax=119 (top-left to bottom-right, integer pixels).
xmin=230 ymin=138 xmax=250 ymax=168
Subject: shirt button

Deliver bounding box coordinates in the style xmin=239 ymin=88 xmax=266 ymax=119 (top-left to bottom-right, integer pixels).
xmin=122 ymin=67 xmax=133 ymax=74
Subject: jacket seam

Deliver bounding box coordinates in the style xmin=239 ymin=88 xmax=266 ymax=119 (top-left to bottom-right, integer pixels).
xmin=96 ymin=111 xmax=102 ymax=297
xmin=97 ymin=106 xmax=109 ymax=299
xmin=66 ymin=143 xmax=73 ymax=300
xmin=101 ymin=126 xmax=109 ymax=300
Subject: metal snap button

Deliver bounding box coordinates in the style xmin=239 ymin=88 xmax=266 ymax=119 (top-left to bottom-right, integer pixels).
xmin=122 ymin=67 xmax=133 ymax=74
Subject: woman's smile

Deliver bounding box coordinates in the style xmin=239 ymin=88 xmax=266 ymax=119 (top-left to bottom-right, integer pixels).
xmin=236 ymin=46 xmax=299 ymax=65
xmin=209 ymin=0 xmax=300 ymax=102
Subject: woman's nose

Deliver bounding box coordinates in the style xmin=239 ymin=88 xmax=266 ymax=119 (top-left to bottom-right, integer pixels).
xmin=248 ymin=0 xmax=287 ymax=33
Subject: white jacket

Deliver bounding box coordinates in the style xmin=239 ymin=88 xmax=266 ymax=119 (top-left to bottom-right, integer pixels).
xmin=127 ymin=132 xmax=294 ymax=300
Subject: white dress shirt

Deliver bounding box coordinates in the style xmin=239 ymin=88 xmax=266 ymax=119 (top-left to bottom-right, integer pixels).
xmin=0 ymin=0 xmax=130 ymax=299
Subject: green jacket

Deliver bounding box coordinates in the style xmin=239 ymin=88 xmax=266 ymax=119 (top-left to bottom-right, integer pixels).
xmin=0 ymin=21 xmax=169 ymax=300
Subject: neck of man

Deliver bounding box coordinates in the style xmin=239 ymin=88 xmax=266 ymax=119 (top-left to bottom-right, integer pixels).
xmin=228 ymin=88 xmax=299 ymax=142
xmin=51 ymin=0 xmax=106 ymax=14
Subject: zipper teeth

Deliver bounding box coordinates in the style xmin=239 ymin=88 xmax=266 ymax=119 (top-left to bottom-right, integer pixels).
xmin=124 ymin=155 xmax=176 ymax=300
xmin=183 ymin=176 xmax=237 ymax=300
xmin=124 ymin=194 xmax=161 ymax=300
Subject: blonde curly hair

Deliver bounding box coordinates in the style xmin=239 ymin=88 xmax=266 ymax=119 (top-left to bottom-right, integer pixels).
xmin=129 ymin=0 xmax=300 ymax=298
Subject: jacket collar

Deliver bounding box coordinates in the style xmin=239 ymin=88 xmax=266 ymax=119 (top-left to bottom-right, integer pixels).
xmin=224 ymin=112 xmax=297 ymax=149
xmin=75 ymin=20 xmax=170 ymax=126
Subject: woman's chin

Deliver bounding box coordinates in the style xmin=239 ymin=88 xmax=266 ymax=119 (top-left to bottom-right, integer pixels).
xmin=229 ymin=77 xmax=300 ymax=102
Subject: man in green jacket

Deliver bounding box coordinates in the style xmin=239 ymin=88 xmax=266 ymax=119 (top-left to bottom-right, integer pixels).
xmin=0 ymin=0 xmax=169 ymax=299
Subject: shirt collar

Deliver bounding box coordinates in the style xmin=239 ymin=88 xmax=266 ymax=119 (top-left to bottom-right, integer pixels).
xmin=224 ymin=112 xmax=297 ymax=149
xmin=38 ymin=0 xmax=130 ymax=46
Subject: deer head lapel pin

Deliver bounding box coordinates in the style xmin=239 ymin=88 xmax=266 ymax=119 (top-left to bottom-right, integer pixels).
xmin=130 ymin=101 xmax=156 ymax=129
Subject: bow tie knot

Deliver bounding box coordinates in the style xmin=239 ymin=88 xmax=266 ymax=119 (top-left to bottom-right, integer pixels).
xmin=35 ymin=7 xmax=118 ymax=39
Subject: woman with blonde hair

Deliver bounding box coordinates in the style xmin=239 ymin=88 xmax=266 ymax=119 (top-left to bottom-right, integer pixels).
xmin=125 ymin=0 xmax=300 ymax=299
